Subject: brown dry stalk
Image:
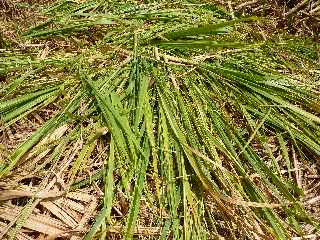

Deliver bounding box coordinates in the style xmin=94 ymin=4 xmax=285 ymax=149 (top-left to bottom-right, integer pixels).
xmin=106 ymin=225 xmax=162 ymax=236
xmin=0 ymin=190 xmax=65 ymax=201
xmin=285 ymin=0 xmax=311 ymax=16
xmin=0 ymin=205 xmax=69 ymax=236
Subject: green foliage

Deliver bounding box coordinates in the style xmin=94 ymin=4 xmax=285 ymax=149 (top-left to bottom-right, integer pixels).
xmin=0 ymin=0 xmax=319 ymax=239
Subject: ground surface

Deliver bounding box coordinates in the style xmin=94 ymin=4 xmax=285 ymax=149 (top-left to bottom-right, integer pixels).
xmin=0 ymin=0 xmax=320 ymax=239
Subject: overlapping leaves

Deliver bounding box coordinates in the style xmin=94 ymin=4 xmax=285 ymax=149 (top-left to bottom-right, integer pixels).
xmin=0 ymin=1 xmax=319 ymax=239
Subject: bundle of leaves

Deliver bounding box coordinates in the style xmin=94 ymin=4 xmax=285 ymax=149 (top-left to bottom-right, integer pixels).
xmin=0 ymin=0 xmax=320 ymax=239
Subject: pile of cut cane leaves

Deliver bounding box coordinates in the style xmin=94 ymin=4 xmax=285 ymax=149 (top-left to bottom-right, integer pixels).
xmin=0 ymin=1 xmax=319 ymax=239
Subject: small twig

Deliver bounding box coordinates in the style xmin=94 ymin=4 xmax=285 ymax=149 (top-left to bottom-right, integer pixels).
xmin=228 ymin=1 xmax=235 ymax=19
xmin=108 ymin=225 xmax=161 ymax=236
xmin=305 ymin=181 xmax=320 ymax=195
xmin=21 ymin=44 xmax=46 ymax=48
xmin=292 ymin=234 xmax=320 ymax=240
xmin=235 ymin=0 xmax=259 ymax=10
xmin=310 ymin=5 xmax=320 ymax=14
xmin=0 ymin=190 xmax=65 ymax=201
xmin=154 ymin=46 xmax=160 ymax=61
xmin=285 ymin=0 xmax=310 ymax=17
xmin=169 ymin=74 xmax=180 ymax=89
xmin=292 ymin=145 xmax=302 ymax=189
xmin=256 ymin=24 xmax=267 ymax=41
xmin=252 ymin=6 xmax=263 ymax=13
xmin=305 ymin=195 xmax=320 ymax=205
xmin=306 ymin=175 xmax=320 ymax=179
xmin=158 ymin=53 xmax=197 ymax=65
